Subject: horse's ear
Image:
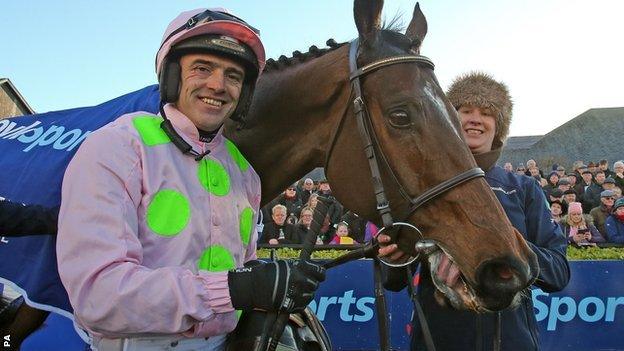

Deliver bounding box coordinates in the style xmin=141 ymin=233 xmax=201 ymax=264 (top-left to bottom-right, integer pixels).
xmin=354 ymin=0 xmax=384 ymax=45
xmin=405 ymin=2 xmax=428 ymax=53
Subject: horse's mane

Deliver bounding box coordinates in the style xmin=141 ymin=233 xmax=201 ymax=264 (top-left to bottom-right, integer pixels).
xmin=263 ymin=39 xmax=347 ymax=72
xmin=264 ymin=17 xmax=404 ymax=72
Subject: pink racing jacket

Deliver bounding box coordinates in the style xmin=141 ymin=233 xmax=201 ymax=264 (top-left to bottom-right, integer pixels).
xmin=57 ymin=104 xmax=261 ymax=339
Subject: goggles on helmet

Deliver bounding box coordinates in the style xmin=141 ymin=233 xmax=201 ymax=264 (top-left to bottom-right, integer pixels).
xmin=160 ymin=9 xmax=260 ymax=52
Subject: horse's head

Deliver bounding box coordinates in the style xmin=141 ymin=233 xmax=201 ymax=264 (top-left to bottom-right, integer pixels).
xmin=326 ymin=0 xmax=539 ymax=312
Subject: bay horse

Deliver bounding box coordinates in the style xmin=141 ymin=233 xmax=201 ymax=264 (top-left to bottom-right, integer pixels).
xmin=225 ymin=0 xmax=539 ymax=314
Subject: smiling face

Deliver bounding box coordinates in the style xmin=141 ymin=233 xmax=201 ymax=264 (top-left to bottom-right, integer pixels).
xmin=550 ymin=203 xmax=562 ymax=216
xmin=176 ymin=53 xmax=245 ymax=131
xmin=569 ymin=212 xmax=583 ymax=225
xmin=300 ymin=209 xmax=313 ymax=227
xmin=458 ymin=105 xmax=496 ymax=154
xmin=271 ymin=207 xmax=287 ymax=226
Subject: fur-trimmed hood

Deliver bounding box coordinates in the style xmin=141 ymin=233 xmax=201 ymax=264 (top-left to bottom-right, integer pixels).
xmin=446 ymin=71 xmax=513 ymax=149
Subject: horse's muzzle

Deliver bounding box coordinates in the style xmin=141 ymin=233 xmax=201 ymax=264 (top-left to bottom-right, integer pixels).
xmin=474 ymin=251 xmax=539 ymax=311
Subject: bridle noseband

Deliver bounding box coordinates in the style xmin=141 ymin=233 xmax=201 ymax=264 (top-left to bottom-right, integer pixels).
xmin=334 ymin=38 xmax=485 ymax=265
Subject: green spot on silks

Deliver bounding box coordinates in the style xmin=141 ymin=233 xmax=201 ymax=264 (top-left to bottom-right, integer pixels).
xmin=198 ymin=159 xmax=230 ymax=196
xmin=132 ymin=116 xmax=171 ymax=146
xmin=236 ymin=310 xmax=243 ymax=320
xmin=225 ymin=139 xmax=250 ymax=172
xmin=146 ymin=189 xmax=191 ymax=236
xmin=239 ymin=207 xmax=254 ymax=245
xmin=198 ymin=245 xmax=235 ymax=272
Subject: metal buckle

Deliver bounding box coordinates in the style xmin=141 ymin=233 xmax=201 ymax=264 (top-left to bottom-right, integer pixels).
xmin=377 ymin=222 xmax=423 ymax=268
xmin=376 ymin=201 xmax=390 ymax=211
xmin=186 ymin=17 xmax=198 ymax=28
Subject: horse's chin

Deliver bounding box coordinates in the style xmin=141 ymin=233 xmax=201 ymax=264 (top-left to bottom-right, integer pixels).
xmin=427 ymin=248 xmax=521 ymax=313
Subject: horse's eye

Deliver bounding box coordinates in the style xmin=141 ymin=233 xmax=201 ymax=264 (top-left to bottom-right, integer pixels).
xmin=388 ymin=110 xmax=411 ymax=128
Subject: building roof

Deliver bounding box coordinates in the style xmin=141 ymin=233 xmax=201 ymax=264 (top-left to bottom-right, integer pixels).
xmin=0 ymin=78 xmax=35 ymax=117
xmin=504 ymin=135 xmax=543 ymax=150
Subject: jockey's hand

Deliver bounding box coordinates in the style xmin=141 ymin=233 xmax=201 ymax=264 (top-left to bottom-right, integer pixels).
xmin=377 ymin=234 xmax=410 ymax=262
xmin=228 ymin=259 xmax=326 ymax=313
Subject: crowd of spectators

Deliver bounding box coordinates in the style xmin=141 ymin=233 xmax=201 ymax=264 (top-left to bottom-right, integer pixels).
xmin=502 ymin=158 xmax=624 ymax=246
xmin=260 ymin=158 xmax=624 ymax=248
xmin=258 ymin=178 xmax=377 ymax=246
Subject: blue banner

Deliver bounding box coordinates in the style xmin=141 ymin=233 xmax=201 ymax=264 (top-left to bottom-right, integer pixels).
xmin=0 ymin=85 xmax=160 ymax=316
xmin=15 ymin=260 xmax=624 ymax=350
xmin=311 ymin=260 xmax=624 ymax=350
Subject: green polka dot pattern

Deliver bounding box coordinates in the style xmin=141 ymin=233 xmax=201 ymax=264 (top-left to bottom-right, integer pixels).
xmin=239 ymin=207 xmax=254 ymax=246
xmin=198 ymin=159 xmax=230 ymax=196
xmin=198 ymin=245 xmax=236 ymax=272
xmin=133 ymin=116 xmax=171 ymax=146
xmin=146 ymin=190 xmax=191 ymax=236
xmin=225 ymin=139 xmax=250 ymax=172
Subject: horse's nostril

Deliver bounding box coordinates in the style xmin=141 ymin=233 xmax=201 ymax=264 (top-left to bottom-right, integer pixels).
xmin=494 ymin=265 xmax=514 ymax=280
xmin=476 ymin=257 xmax=529 ymax=297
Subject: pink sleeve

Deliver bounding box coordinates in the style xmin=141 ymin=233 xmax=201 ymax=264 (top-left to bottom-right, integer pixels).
xmin=56 ymin=128 xmax=234 ymax=338
xmin=244 ymin=174 xmax=261 ymax=263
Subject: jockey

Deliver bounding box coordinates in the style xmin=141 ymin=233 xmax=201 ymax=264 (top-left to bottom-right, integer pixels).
xmin=379 ymin=72 xmax=570 ymax=351
xmin=56 ymin=8 xmax=325 ymax=351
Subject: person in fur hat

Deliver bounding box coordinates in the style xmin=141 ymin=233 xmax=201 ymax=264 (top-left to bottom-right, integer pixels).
xmin=380 ymin=72 xmax=570 ymax=351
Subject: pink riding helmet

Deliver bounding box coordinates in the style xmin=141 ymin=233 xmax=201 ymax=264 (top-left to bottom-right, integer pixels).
xmin=155 ymin=8 xmax=266 ymax=78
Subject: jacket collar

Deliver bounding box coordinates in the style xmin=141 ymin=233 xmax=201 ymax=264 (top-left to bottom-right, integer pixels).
xmin=472 ymin=147 xmax=502 ymax=171
xmin=162 ymin=103 xmax=224 ymax=147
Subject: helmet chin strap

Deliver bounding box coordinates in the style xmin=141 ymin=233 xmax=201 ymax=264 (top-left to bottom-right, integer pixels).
xmin=159 ymin=103 xmax=212 ymax=161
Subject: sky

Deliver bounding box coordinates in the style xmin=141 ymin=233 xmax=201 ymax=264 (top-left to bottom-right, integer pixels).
xmin=1 ymin=0 xmax=623 ymax=137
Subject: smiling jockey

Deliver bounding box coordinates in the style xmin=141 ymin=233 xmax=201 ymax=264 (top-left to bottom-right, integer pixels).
xmin=56 ymin=8 xmax=324 ymax=351
xmin=381 ymin=72 xmax=570 ymax=351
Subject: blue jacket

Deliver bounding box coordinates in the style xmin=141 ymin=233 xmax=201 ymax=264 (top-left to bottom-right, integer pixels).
xmin=604 ymin=215 xmax=624 ymax=243
xmin=385 ymin=166 xmax=570 ymax=351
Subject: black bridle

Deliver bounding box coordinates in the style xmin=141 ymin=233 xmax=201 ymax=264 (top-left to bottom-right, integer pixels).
xmin=340 ymin=38 xmax=485 ymax=261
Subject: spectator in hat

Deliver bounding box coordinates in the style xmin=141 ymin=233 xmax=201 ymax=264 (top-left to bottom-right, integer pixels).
xmin=557 ymin=178 xmax=572 ymax=192
xmin=575 ymin=170 xmax=593 ymax=205
xmin=262 ymin=185 xmax=303 ymax=224
xmin=589 ymin=190 xmax=616 ymax=236
xmin=598 ymin=159 xmax=615 ymax=179
xmin=316 ymin=179 xmax=344 ymax=229
xmin=298 ymin=178 xmax=316 ymax=205
xmin=562 ymin=202 xmax=605 ymax=246
xmin=604 ymin=198 xmax=624 ymax=243
xmin=381 ymin=71 xmax=569 ymax=351
xmin=549 ymin=188 xmax=564 ymax=203
xmin=612 ymin=161 xmax=624 ymax=192
xmin=583 ymin=171 xmax=608 ymax=212
xmin=556 ymin=165 xmax=566 ymax=178
xmin=543 ymin=171 xmax=560 ymax=196
xmin=566 ymin=173 xmax=578 ymax=189
xmin=572 ymin=161 xmax=585 ymax=177
xmin=562 ymin=189 xmax=577 ymax=205
xmin=603 ymin=177 xmax=617 ymax=191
